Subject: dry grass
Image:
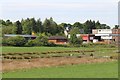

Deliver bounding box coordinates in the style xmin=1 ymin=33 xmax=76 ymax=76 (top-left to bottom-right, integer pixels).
xmin=2 ymin=57 xmax=116 ymax=72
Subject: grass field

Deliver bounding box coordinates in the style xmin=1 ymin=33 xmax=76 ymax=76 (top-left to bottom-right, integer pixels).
xmin=3 ymin=61 xmax=118 ymax=78
xmin=2 ymin=46 xmax=118 ymax=78
xmin=2 ymin=46 xmax=118 ymax=58
xmin=2 ymin=46 xmax=93 ymax=53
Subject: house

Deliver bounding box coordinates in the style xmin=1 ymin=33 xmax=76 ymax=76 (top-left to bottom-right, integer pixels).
xmin=92 ymin=29 xmax=113 ymax=44
xmin=48 ymin=36 xmax=68 ymax=44
xmin=92 ymin=29 xmax=120 ymax=44
xmin=112 ymin=29 xmax=120 ymax=44
xmin=4 ymin=34 xmax=37 ymax=40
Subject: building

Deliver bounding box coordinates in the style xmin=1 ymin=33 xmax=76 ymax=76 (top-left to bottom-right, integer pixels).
xmin=76 ymin=34 xmax=94 ymax=43
xmin=92 ymin=29 xmax=113 ymax=44
xmin=92 ymin=29 xmax=120 ymax=44
xmin=112 ymin=29 xmax=120 ymax=44
xmin=48 ymin=36 xmax=68 ymax=44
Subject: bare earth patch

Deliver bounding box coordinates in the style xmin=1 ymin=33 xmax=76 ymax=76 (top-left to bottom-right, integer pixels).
xmin=2 ymin=57 xmax=116 ymax=72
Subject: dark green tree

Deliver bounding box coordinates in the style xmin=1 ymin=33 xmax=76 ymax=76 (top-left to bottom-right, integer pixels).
xmin=5 ymin=20 xmax=12 ymax=26
xmin=36 ymin=18 xmax=43 ymax=33
xmin=73 ymin=22 xmax=83 ymax=29
xmin=22 ymin=18 xmax=32 ymax=34
xmin=113 ymin=25 xmax=119 ymax=29
xmin=13 ymin=21 xmax=22 ymax=34
xmin=30 ymin=18 xmax=37 ymax=33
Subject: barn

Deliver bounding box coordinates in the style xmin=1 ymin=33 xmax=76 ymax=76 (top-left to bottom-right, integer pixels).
xmin=48 ymin=36 xmax=68 ymax=44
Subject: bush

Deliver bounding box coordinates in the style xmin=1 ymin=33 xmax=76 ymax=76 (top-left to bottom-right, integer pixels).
xmin=4 ymin=36 xmax=26 ymax=46
xmin=69 ymin=34 xmax=82 ymax=47
xmin=81 ymin=42 xmax=116 ymax=48
xmin=34 ymin=34 xmax=49 ymax=46
xmin=47 ymin=42 xmax=56 ymax=47
xmin=25 ymin=40 xmax=36 ymax=47
xmin=2 ymin=38 xmax=8 ymax=46
xmin=25 ymin=33 xmax=49 ymax=46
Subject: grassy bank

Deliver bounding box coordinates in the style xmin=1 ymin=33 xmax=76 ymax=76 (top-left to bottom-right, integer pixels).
xmin=3 ymin=61 xmax=118 ymax=78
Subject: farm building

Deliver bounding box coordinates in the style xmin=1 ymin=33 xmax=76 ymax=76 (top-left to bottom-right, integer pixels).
xmin=4 ymin=34 xmax=37 ymax=40
xmin=48 ymin=36 xmax=68 ymax=44
xmin=92 ymin=29 xmax=120 ymax=44
xmin=112 ymin=29 xmax=120 ymax=45
xmin=76 ymin=34 xmax=95 ymax=43
xmin=92 ymin=29 xmax=113 ymax=44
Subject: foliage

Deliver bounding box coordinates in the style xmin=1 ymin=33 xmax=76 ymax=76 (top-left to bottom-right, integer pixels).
xmin=13 ymin=21 xmax=23 ymax=34
xmin=81 ymin=43 xmax=116 ymax=48
xmin=3 ymin=36 xmax=26 ymax=46
xmin=69 ymin=34 xmax=82 ymax=47
xmin=113 ymin=25 xmax=119 ymax=29
xmin=1 ymin=18 xmax=111 ymax=36
xmin=25 ymin=40 xmax=36 ymax=47
xmin=35 ymin=33 xmax=49 ymax=46
xmin=69 ymin=27 xmax=83 ymax=46
xmin=25 ymin=33 xmax=49 ymax=46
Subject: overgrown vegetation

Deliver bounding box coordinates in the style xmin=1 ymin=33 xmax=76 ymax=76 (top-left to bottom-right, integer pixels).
xmin=2 ymin=36 xmax=26 ymax=46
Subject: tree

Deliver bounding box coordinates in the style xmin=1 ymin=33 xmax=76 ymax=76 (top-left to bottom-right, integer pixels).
xmin=70 ymin=27 xmax=80 ymax=35
xmin=13 ymin=21 xmax=22 ymax=34
xmin=36 ymin=18 xmax=43 ymax=33
xmin=22 ymin=18 xmax=32 ymax=34
xmin=73 ymin=22 xmax=83 ymax=29
xmin=34 ymin=33 xmax=49 ymax=46
xmin=113 ymin=25 xmax=119 ymax=29
xmin=84 ymin=20 xmax=96 ymax=34
xmin=69 ymin=27 xmax=82 ymax=46
xmin=69 ymin=34 xmax=82 ymax=46
xmin=2 ymin=25 xmax=13 ymax=35
xmin=43 ymin=18 xmax=51 ymax=33
xmin=95 ymin=21 xmax=101 ymax=29
xmin=43 ymin=17 xmax=59 ymax=35
xmin=30 ymin=18 xmax=37 ymax=33
xmin=101 ymin=24 xmax=110 ymax=29
xmin=0 ymin=19 xmax=6 ymax=26
xmin=5 ymin=20 xmax=12 ymax=26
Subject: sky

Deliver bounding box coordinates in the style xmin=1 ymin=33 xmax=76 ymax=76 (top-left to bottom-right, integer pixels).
xmin=0 ymin=0 xmax=119 ymax=27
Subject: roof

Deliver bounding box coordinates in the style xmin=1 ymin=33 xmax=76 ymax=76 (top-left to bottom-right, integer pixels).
xmin=48 ymin=36 xmax=67 ymax=40
xmin=4 ymin=34 xmax=36 ymax=37
xmin=95 ymin=34 xmax=111 ymax=36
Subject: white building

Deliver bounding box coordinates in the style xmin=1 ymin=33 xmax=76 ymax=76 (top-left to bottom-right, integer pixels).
xmin=92 ymin=29 xmax=113 ymax=43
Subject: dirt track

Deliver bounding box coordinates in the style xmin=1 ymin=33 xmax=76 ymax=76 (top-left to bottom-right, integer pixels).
xmin=2 ymin=57 xmax=116 ymax=72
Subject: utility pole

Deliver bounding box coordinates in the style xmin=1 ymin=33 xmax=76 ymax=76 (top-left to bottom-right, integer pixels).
xmin=118 ymin=1 xmax=120 ymax=53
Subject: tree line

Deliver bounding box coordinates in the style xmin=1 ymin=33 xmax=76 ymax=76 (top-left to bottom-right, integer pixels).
xmin=1 ymin=17 xmax=116 ymax=36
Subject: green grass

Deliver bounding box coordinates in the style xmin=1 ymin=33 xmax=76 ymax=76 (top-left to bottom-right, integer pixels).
xmin=2 ymin=46 xmax=117 ymax=53
xmin=3 ymin=61 xmax=118 ymax=78
xmin=2 ymin=46 xmax=118 ymax=58
xmin=2 ymin=46 xmax=98 ymax=53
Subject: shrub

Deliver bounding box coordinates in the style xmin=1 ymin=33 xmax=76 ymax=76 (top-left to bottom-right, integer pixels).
xmin=2 ymin=38 xmax=8 ymax=46
xmin=47 ymin=42 xmax=56 ymax=47
xmin=69 ymin=34 xmax=82 ymax=47
xmin=34 ymin=34 xmax=49 ymax=46
xmin=25 ymin=40 xmax=36 ymax=47
xmin=6 ymin=36 xmax=26 ymax=46
xmin=25 ymin=33 xmax=50 ymax=47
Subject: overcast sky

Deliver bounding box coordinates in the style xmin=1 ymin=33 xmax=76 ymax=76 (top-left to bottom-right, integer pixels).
xmin=0 ymin=0 xmax=119 ymax=27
